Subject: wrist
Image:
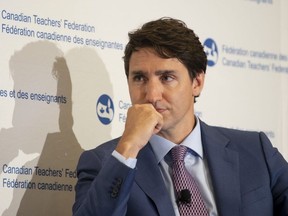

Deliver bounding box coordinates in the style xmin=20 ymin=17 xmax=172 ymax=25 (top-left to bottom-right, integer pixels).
xmin=115 ymin=140 xmax=141 ymax=159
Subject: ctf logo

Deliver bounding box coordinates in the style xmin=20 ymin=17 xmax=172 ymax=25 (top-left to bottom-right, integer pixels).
xmin=203 ymin=38 xmax=218 ymax=67
xmin=96 ymin=94 xmax=114 ymax=125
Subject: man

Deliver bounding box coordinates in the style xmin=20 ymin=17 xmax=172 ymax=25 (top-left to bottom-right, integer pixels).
xmin=73 ymin=17 xmax=288 ymax=216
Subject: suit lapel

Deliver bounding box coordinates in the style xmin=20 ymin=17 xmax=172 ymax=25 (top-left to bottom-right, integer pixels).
xmin=132 ymin=121 xmax=242 ymax=215
xmin=135 ymin=144 xmax=175 ymax=216
xmin=200 ymin=121 xmax=241 ymax=216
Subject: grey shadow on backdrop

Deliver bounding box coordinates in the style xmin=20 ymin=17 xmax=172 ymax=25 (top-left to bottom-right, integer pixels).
xmin=1 ymin=41 xmax=113 ymax=215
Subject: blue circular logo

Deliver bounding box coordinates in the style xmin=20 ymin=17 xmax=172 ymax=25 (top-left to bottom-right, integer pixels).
xmin=96 ymin=94 xmax=114 ymax=125
xmin=204 ymin=38 xmax=218 ymax=67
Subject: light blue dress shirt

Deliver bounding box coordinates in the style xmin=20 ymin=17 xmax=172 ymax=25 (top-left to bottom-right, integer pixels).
xmin=149 ymin=117 xmax=218 ymax=216
xmin=112 ymin=117 xmax=218 ymax=215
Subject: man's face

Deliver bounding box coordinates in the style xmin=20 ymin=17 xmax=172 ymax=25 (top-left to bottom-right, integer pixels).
xmin=128 ymin=48 xmax=204 ymax=137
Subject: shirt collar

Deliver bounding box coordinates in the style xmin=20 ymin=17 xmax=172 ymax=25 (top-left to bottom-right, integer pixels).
xmin=149 ymin=117 xmax=203 ymax=164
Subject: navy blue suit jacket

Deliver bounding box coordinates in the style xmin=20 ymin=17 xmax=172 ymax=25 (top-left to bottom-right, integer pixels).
xmin=73 ymin=121 xmax=288 ymax=215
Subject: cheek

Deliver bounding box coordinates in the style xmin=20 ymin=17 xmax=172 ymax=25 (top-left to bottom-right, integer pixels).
xmin=168 ymin=87 xmax=193 ymax=108
xmin=129 ymin=87 xmax=141 ymax=103
xmin=171 ymin=84 xmax=193 ymax=99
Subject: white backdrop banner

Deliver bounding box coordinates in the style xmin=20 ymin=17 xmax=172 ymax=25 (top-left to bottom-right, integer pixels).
xmin=0 ymin=0 xmax=287 ymax=215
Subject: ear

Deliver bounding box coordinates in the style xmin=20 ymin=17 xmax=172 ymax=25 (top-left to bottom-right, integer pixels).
xmin=192 ymin=72 xmax=205 ymax=97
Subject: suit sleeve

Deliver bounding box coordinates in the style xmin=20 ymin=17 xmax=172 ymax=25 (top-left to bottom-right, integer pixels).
xmin=72 ymin=149 xmax=136 ymax=216
xmin=260 ymin=132 xmax=288 ymax=216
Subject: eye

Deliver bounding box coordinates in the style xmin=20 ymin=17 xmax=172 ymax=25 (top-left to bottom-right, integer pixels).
xmin=161 ymin=74 xmax=174 ymax=82
xmin=132 ymin=74 xmax=146 ymax=82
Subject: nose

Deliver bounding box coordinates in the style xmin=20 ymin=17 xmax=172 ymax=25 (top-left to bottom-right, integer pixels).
xmin=145 ymin=79 xmax=162 ymax=105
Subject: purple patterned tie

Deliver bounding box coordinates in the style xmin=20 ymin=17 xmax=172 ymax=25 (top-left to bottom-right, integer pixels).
xmin=171 ymin=145 xmax=209 ymax=216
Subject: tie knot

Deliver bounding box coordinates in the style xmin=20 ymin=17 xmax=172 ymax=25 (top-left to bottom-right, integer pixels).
xmin=171 ymin=145 xmax=187 ymax=162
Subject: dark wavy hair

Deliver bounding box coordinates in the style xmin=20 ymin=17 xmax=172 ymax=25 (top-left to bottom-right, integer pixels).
xmin=123 ymin=17 xmax=207 ymax=80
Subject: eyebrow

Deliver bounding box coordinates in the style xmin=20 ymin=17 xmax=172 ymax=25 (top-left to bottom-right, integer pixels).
xmin=130 ymin=70 xmax=176 ymax=76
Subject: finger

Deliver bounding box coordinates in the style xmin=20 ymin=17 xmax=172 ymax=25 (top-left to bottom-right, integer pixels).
xmin=153 ymin=114 xmax=163 ymax=134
